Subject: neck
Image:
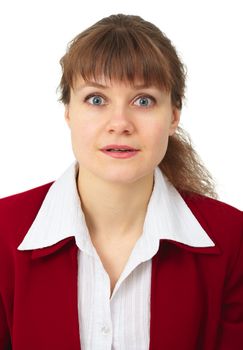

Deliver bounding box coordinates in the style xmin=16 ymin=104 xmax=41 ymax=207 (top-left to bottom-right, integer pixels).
xmin=76 ymin=167 xmax=154 ymax=241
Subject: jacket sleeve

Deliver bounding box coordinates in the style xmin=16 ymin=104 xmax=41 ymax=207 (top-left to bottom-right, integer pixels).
xmin=0 ymin=294 xmax=11 ymax=350
xmin=217 ymin=221 xmax=243 ymax=349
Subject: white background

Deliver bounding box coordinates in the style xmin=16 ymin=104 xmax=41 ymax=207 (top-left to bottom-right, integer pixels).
xmin=0 ymin=0 xmax=242 ymax=209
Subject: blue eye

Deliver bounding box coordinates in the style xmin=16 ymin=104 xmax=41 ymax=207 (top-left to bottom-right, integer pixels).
xmin=134 ymin=96 xmax=154 ymax=107
xmin=86 ymin=95 xmax=105 ymax=105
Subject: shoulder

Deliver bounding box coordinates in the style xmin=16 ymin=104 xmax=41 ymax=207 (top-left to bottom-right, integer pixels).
xmin=181 ymin=191 xmax=242 ymax=226
xmin=0 ymin=182 xmax=54 ymax=249
xmin=180 ymin=191 xmax=243 ymax=255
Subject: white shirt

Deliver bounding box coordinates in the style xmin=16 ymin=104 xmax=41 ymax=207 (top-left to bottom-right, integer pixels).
xmin=18 ymin=161 xmax=215 ymax=350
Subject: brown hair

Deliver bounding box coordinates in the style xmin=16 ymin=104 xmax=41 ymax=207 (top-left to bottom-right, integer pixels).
xmin=58 ymin=14 xmax=218 ymax=199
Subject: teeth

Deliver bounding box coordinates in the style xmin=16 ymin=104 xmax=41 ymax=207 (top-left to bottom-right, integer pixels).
xmin=108 ymin=149 xmax=132 ymax=152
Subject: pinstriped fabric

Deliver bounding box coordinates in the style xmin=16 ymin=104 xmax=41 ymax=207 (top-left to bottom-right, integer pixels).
xmin=78 ymin=249 xmax=151 ymax=349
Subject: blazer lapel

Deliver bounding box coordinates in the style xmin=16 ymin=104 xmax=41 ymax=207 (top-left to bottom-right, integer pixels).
xmin=149 ymin=239 xmax=220 ymax=350
xmin=16 ymin=237 xmax=81 ymax=350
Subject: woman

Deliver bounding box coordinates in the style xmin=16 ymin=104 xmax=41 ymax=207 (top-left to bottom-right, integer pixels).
xmin=0 ymin=14 xmax=242 ymax=350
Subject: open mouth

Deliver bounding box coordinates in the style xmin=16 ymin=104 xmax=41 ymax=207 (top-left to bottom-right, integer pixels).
xmin=107 ymin=149 xmax=134 ymax=152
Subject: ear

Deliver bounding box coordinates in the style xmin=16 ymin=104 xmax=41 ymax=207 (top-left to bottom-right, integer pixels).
xmin=169 ymin=107 xmax=181 ymax=136
xmin=64 ymin=105 xmax=70 ymax=128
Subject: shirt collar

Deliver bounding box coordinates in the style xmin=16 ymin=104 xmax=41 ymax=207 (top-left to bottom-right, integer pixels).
xmin=18 ymin=161 xmax=215 ymax=251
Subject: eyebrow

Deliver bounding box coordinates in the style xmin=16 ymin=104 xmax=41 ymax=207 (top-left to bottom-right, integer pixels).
xmin=75 ymin=81 xmax=152 ymax=91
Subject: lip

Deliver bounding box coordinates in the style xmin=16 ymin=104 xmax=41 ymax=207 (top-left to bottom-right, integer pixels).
xmin=100 ymin=144 xmax=139 ymax=151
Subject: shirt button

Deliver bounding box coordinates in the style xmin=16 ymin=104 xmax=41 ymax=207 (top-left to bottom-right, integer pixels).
xmin=101 ymin=326 xmax=110 ymax=335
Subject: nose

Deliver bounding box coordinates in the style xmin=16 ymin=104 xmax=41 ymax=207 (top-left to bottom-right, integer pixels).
xmin=105 ymin=105 xmax=135 ymax=135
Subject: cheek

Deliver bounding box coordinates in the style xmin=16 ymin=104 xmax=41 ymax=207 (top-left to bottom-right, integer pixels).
xmin=70 ymin=119 xmax=95 ymax=151
xmin=147 ymin=122 xmax=170 ymax=146
xmin=146 ymin=123 xmax=170 ymax=160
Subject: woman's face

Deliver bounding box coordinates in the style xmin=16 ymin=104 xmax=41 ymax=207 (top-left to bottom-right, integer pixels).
xmin=65 ymin=77 xmax=180 ymax=185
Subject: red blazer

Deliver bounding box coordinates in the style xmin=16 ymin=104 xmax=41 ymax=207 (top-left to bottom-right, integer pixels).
xmin=0 ymin=182 xmax=242 ymax=350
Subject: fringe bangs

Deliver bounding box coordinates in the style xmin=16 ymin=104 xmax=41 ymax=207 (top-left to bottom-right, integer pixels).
xmin=66 ymin=28 xmax=173 ymax=92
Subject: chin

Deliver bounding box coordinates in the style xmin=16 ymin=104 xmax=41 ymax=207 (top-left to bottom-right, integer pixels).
xmin=99 ymin=167 xmax=150 ymax=185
